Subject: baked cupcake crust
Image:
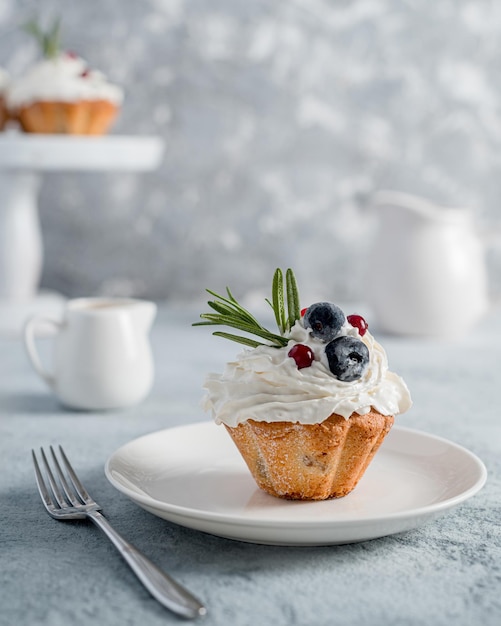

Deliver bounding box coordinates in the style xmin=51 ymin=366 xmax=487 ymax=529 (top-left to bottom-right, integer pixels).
xmin=16 ymin=100 xmax=119 ymax=135
xmin=0 ymin=97 xmax=8 ymax=130
xmin=225 ymin=409 xmax=394 ymax=500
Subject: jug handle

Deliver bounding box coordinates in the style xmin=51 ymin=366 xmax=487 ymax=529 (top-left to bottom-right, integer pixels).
xmin=24 ymin=316 xmax=62 ymax=389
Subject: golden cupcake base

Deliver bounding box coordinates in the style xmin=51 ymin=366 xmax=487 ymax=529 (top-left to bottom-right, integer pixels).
xmin=0 ymin=97 xmax=8 ymax=130
xmin=16 ymin=100 xmax=119 ymax=135
xmin=225 ymin=409 xmax=394 ymax=500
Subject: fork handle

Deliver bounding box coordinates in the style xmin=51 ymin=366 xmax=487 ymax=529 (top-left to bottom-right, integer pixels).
xmin=86 ymin=510 xmax=206 ymax=619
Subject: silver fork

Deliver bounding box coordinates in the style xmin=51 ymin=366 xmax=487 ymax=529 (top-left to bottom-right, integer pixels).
xmin=32 ymin=445 xmax=207 ymax=620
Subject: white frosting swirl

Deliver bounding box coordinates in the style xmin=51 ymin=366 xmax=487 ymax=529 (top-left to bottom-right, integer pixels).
xmin=6 ymin=53 xmax=123 ymax=109
xmin=203 ymin=320 xmax=412 ymax=426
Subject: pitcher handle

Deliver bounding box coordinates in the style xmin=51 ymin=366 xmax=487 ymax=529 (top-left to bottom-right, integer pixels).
xmin=23 ymin=316 xmax=62 ymax=389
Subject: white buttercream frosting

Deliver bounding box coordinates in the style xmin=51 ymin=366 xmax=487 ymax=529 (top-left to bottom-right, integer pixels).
xmin=6 ymin=53 xmax=123 ymax=108
xmin=203 ymin=320 xmax=412 ymax=426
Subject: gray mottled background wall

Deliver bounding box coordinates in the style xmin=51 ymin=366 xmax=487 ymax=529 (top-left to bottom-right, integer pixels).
xmin=1 ymin=0 xmax=501 ymax=305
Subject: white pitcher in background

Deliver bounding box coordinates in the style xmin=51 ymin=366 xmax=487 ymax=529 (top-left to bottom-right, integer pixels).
xmin=367 ymin=191 xmax=489 ymax=338
xmin=24 ymin=297 xmax=157 ymax=410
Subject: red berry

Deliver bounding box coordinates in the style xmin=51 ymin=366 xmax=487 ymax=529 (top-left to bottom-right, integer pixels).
xmin=300 ymin=307 xmax=308 ymax=317
xmin=347 ymin=314 xmax=368 ymax=336
xmin=288 ymin=344 xmax=314 ymax=369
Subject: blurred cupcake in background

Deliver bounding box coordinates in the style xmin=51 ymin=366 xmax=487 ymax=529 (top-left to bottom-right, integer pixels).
xmin=7 ymin=19 xmax=123 ymax=135
xmin=0 ymin=67 xmax=9 ymax=130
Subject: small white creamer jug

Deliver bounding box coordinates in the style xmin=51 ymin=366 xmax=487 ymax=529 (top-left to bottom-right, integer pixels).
xmin=367 ymin=191 xmax=489 ymax=338
xmin=24 ymin=297 xmax=157 ymax=410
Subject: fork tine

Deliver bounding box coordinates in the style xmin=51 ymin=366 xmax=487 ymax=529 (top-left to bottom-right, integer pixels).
xmin=49 ymin=446 xmax=81 ymax=507
xmin=58 ymin=445 xmax=95 ymax=505
xmin=32 ymin=449 xmax=55 ymax=512
xmin=40 ymin=447 xmax=67 ymax=508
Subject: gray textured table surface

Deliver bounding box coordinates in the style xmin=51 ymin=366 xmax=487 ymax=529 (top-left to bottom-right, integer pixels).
xmin=1 ymin=306 xmax=500 ymax=626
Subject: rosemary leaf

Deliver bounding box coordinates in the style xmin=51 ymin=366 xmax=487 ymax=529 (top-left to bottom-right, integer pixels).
xmin=212 ymin=332 xmax=265 ymax=348
xmin=198 ymin=309 xmax=260 ymax=331
xmin=272 ymin=268 xmax=286 ymax=334
xmin=23 ymin=20 xmax=42 ymax=42
xmin=206 ymin=289 xmax=260 ymax=326
xmin=45 ymin=18 xmax=60 ymax=58
xmin=286 ymin=268 xmax=301 ymax=331
xmin=207 ymin=300 xmax=247 ymax=320
xmin=197 ymin=315 xmax=287 ymax=345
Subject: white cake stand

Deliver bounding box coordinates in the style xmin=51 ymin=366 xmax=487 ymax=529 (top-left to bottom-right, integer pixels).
xmin=0 ymin=132 xmax=164 ymax=336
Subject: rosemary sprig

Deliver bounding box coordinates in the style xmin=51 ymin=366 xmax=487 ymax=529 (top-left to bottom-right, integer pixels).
xmin=23 ymin=18 xmax=61 ymax=59
xmin=194 ymin=268 xmax=302 ymax=348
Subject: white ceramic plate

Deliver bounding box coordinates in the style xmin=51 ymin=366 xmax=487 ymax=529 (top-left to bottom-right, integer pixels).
xmin=0 ymin=133 xmax=164 ymax=170
xmin=105 ymin=422 xmax=487 ymax=546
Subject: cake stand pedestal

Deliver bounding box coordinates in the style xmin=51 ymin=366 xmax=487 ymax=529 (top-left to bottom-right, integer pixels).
xmin=0 ymin=133 xmax=164 ymax=336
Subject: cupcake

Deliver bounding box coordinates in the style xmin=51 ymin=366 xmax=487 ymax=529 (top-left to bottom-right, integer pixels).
xmin=0 ymin=68 xmax=9 ymax=130
xmin=196 ymin=268 xmax=412 ymax=500
xmin=7 ymin=19 xmax=123 ymax=135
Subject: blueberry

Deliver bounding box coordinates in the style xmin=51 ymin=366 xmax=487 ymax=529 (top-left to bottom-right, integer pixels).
xmin=325 ymin=336 xmax=369 ymax=381
xmin=303 ymin=302 xmax=345 ymax=342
